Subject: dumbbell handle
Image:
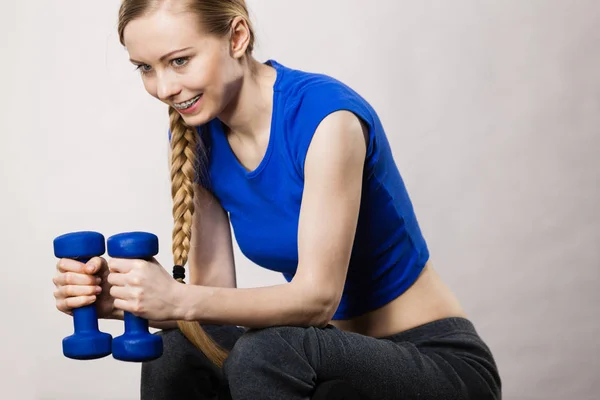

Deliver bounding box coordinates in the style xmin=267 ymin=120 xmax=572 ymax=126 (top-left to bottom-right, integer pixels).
xmin=118 ymin=255 xmax=153 ymax=338
xmin=107 ymin=232 xmax=158 ymax=330
xmin=72 ymin=257 xmax=101 ymax=332
xmin=124 ymin=309 xmax=150 ymax=333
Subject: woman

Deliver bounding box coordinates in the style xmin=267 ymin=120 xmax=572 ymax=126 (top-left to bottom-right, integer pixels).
xmin=53 ymin=1 xmax=501 ymax=399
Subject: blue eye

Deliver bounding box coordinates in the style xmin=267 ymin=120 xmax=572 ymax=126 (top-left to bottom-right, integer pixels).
xmin=135 ymin=64 xmax=152 ymax=75
xmin=172 ymin=57 xmax=189 ymax=67
xmin=133 ymin=56 xmax=189 ymax=76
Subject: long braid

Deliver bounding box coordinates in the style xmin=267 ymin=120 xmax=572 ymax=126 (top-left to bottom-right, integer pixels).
xmin=118 ymin=0 xmax=256 ymax=369
xmin=169 ymin=106 xmax=229 ymax=368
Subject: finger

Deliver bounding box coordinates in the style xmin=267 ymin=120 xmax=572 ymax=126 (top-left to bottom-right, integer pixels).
xmin=107 ymin=272 xmax=128 ymax=287
xmin=55 ymin=285 xmax=102 ymax=299
xmin=107 ymin=258 xmax=139 ymax=274
xmin=61 ymin=295 xmax=97 ymax=310
xmin=55 ymin=299 xmax=74 ymax=315
xmin=113 ymin=298 xmax=139 ymax=315
xmin=56 ymin=257 xmax=104 ymax=275
xmin=109 ymin=285 xmax=130 ymax=301
xmin=56 ymin=258 xmax=86 ymax=274
xmin=53 ymin=272 xmax=101 ymax=287
xmin=84 ymin=257 xmax=105 ymax=274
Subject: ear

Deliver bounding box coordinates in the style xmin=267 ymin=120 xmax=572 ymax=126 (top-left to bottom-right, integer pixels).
xmin=229 ymin=16 xmax=251 ymax=58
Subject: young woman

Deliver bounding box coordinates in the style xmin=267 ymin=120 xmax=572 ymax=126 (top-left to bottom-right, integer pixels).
xmin=53 ymin=1 xmax=501 ymax=399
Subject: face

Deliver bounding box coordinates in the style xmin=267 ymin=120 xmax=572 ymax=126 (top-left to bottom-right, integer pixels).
xmin=123 ymin=7 xmax=245 ymax=126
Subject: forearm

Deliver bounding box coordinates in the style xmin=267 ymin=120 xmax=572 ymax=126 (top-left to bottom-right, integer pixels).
xmin=178 ymin=281 xmax=334 ymax=329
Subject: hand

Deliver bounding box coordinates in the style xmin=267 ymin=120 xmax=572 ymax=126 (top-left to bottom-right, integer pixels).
xmin=107 ymin=257 xmax=182 ymax=321
xmin=53 ymin=257 xmax=119 ymax=320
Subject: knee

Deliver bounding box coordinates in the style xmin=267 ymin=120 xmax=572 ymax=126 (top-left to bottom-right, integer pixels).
xmin=223 ymin=326 xmax=305 ymax=378
xmin=141 ymin=329 xmax=218 ymax=386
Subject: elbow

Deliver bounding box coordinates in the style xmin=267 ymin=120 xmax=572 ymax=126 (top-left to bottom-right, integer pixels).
xmin=314 ymin=293 xmax=341 ymax=327
xmin=292 ymin=281 xmax=341 ymax=327
xmin=309 ymin=302 xmax=337 ymax=327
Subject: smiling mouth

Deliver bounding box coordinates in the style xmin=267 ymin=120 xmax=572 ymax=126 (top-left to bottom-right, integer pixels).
xmin=173 ymin=94 xmax=202 ymax=110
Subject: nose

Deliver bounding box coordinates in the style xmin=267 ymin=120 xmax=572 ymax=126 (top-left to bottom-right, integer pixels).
xmin=156 ymin=72 xmax=181 ymax=102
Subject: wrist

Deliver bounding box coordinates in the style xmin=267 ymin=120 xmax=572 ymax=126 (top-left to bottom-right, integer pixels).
xmin=171 ymin=282 xmax=202 ymax=322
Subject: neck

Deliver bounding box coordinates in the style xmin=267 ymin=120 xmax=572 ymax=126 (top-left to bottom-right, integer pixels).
xmin=217 ymin=58 xmax=276 ymax=141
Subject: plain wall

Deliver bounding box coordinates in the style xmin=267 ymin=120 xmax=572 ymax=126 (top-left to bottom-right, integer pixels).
xmin=0 ymin=0 xmax=598 ymax=399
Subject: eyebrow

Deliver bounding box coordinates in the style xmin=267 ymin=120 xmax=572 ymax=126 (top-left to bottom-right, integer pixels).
xmin=129 ymin=47 xmax=193 ymax=64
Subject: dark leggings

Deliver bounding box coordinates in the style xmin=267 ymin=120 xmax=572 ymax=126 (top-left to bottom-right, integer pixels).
xmin=141 ymin=317 xmax=501 ymax=399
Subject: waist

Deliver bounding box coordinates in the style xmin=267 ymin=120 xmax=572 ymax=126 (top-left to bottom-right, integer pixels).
xmin=330 ymin=261 xmax=467 ymax=338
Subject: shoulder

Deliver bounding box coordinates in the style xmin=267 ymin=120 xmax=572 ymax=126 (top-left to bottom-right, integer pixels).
xmin=274 ymin=62 xmax=376 ymax=177
xmin=305 ymin=110 xmax=369 ymax=174
xmin=271 ymin=60 xmax=372 ymax=123
xmin=282 ymin=70 xmax=370 ymax=123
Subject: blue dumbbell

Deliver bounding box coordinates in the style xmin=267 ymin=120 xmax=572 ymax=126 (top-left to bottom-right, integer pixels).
xmin=107 ymin=232 xmax=163 ymax=362
xmin=53 ymin=231 xmax=113 ymax=360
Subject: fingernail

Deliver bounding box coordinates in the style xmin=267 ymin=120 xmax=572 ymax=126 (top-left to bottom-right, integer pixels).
xmin=87 ymin=262 xmax=96 ymax=273
xmin=96 ymin=277 xmax=101 ymax=284
xmin=95 ymin=286 xmax=102 ymax=294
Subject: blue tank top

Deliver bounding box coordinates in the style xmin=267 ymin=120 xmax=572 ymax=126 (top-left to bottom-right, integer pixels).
xmin=197 ymin=60 xmax=429 ymax=320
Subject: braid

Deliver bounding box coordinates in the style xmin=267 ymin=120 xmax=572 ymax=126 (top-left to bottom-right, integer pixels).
xmin=168 ymin=106 xmax=229 ymax=368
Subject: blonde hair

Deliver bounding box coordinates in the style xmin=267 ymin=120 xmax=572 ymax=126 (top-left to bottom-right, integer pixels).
xmin=118 ymin=0 xmax=255 ymax=368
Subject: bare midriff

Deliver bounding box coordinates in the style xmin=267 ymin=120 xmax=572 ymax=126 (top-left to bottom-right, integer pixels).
xmin=330 ymin=261 xmax=467 ymax=338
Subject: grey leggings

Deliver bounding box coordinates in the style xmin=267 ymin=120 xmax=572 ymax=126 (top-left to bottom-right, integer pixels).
xmin=141 ymin=317 xmax=501 ymax=399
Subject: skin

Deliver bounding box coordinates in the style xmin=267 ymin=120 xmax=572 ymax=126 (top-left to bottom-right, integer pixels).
xmin=53 ymin=3 xmax=467 ymax=338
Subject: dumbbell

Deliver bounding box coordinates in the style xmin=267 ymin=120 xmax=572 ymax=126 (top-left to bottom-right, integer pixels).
xmin=107 ymin=231 xmax=163 ymax=362
xmin=53 ymin=231 xmax=113 ymax=360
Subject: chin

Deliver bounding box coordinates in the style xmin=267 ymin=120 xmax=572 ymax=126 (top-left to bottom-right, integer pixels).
xmin=179 ymin=110 xmax=213 ymax=127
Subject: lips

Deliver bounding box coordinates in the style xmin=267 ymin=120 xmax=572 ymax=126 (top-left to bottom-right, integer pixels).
xmin=173 ymin=94 xmax=202 ymax=110
xmin=173 ymin=93 xmax=203 ymax=115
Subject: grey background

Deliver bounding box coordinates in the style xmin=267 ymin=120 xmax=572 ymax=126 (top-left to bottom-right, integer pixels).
xmin=0 ymin=0 xmax=598 ymax=399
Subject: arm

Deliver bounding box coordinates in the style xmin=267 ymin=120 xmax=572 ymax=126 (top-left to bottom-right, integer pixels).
xmin=150 ymin=148 xmax=237 ymax=329
xmin=187 ymin=186 xmax=237 ymax=288
xmin=177 ymin=111 xmax=369 ymax=328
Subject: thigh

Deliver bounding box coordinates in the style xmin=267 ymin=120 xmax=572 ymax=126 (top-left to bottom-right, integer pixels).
xmin=227 ymin=323 xmax=495 ymax=400
xmin=310 ymin=325 xmax=463 ymax=400
xmin=312 ymin=321 xmax=499 ymax=400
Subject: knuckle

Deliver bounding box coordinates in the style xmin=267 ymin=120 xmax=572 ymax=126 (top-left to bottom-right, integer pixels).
xmin=130 ymin=275 xmax=141 ymax=286
xmin=63 ymin=285 xmax=74 ymax=297
xmin=63 ymin=297 xmax=74 ymax=309
xmin=60 ymin=258 xmax=70 ymax=269
xmin=131 ymin=288 xmax=141 ymax=300
xmin=132 ymin=301 xmax=143 ymax=314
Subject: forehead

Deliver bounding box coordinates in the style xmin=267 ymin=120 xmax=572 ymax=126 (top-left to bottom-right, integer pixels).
xmin=123 ymin=9 xmax=204 ymax=61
